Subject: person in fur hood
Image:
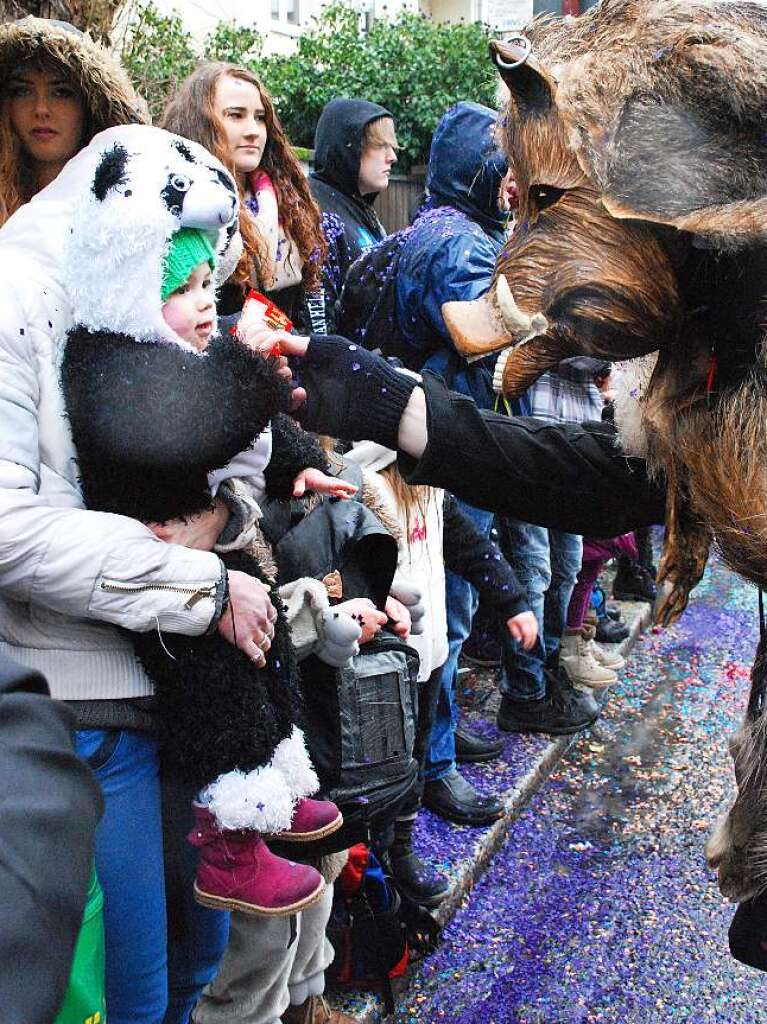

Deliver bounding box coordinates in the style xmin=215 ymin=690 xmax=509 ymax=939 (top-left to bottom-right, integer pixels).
xmin=58 ymin=124 xmax=368 ymax=922
xmin=0 ymin=15 xmax=147 ymax=225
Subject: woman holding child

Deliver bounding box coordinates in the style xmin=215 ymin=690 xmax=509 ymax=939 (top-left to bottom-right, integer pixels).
xmin=0 ymin=19 xmax=289 ymax=1024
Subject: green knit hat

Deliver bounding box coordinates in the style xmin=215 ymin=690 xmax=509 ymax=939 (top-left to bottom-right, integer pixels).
xmin=161 ymin=228 xmax=216 ymax=301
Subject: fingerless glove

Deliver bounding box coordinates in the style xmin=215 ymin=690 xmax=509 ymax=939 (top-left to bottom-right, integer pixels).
xmin=291 ymin=334 xmax=419 ymax=448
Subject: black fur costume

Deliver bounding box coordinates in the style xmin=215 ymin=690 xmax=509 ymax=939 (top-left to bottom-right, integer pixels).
xmin=62 ymin=329 xmax=326 ymax=789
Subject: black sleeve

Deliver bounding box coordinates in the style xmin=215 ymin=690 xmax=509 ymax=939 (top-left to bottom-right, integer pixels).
xmin=0 ymin=655 xmax=102 ymax=1021
xmin=291 ymin=334 xmax=418 ymax=450
xmin=263 ymin=414 xmax=330 ymax=500
xmin=442 ymin=493 xmax=528 ymax=618
xmin=63 ymin=328 xmax=291 ymax=472
xmin=399 ymin=372 xmax=666 ymax=536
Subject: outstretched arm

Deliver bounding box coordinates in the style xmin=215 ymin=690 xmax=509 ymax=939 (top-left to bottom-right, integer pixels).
xmin=269 ymin=333 xmax=665 ymax=535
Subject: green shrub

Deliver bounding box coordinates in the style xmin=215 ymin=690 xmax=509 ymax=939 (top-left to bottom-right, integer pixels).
xmin=120 ymin=1 xmax=497 ymax=166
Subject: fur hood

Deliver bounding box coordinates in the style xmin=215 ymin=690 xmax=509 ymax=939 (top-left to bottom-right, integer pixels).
xmin=0 ymin=17 xmax=148 ymax=130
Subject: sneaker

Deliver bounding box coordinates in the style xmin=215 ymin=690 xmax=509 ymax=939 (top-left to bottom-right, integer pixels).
xmin=455 ymin=726 xmax=504 ymax=763
xmin=282 ymin=994 xmax=356 ymax=1024
xmin=612 ymin=562 xmax=657 ymax=603
xmin=188 ymin=804 xmax=324 ymax=916
xmin=497 ymin=668 xmax=600 ymax=736
xmin=422 ymin=768 xmax=504 ymax=827
xmin=275 ymin=798 xmax=343 ymax=843
xmin=559 ymin=630 xmax=618 ymax=690
xmin=592 ymin=584 xmax=622 ymax=622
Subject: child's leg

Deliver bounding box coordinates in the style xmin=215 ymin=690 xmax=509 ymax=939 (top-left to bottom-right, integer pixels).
xmin=286 ymin=883 xmax=335 ymax=1006
xmin=192 ymin=912 xmax=301 ymax=1024
xmin=75 ymin=729 xmax=168 ymax=1024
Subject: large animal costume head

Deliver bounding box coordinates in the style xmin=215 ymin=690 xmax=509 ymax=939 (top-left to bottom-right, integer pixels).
xmin=444 ymin=0 xmax=767 ymax=624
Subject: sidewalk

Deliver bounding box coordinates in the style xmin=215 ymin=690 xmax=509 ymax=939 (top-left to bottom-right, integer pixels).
xmin=331 ymin=596 xmax=652 ymax=1021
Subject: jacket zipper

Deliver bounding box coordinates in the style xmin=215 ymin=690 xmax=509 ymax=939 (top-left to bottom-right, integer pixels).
xmin=100 ymin=581 xmax=217 ymax=609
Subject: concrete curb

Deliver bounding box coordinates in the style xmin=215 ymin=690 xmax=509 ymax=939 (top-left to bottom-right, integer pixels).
xmin=335 ymin=598 xmax=653 ymax=1022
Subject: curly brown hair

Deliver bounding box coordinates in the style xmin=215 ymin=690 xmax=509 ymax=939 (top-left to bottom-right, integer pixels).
xmin=160 ymin=62 xmax=327 ymax=294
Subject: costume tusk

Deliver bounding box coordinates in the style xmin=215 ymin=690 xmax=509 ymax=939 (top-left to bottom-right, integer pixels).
xmin=495 ymin=275 xmax=549 ymax=341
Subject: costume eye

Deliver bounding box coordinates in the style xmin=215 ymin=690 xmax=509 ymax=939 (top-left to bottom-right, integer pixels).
xmin=171 ymin=175 xmax=191 ymax=193
xmin=529 ymin=184 xmax=565 ymax=210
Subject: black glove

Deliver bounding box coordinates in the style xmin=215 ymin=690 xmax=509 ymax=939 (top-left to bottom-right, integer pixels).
xmin=290 ymin=334 xmax=419 ymax=448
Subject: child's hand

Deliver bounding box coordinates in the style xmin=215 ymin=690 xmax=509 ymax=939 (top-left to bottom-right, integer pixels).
xmin=292 ymin=468 xmax=358 ymax=500
xmin=385 ymin=595 xmax=411 ymax=640
xmin=236 ymin=325 xmax=308 ymax=409
xmin=506 ymin=610 xmax=538 ymax=651
xmin=334 ymin=598 xmax=387 ymax=644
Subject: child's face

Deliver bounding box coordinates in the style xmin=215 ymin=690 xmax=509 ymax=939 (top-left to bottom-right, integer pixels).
xmin=162 ymin=262 xmax=215 ymax=351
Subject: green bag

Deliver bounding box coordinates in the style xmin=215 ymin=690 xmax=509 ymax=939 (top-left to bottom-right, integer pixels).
xmin=54 ymin=868 xmax=107 ymax=1024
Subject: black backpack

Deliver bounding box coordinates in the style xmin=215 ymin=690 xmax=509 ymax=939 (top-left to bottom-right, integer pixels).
xmin=259 ymin=477 xmax=420 ymax=851
xmin=335 ymin=229 xmax=413 ymax=364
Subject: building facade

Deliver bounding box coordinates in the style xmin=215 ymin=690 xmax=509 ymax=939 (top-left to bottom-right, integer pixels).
xmin=150 ymin=0 xmax=544 ymax=55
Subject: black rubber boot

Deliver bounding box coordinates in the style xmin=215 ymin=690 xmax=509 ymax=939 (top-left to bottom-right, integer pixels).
xmin=389 ymin=816 xmax=450 ymax=908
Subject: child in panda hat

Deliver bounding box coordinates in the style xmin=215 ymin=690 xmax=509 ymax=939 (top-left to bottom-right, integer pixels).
xmin=60 ymin=127 xmax=364 ymax=917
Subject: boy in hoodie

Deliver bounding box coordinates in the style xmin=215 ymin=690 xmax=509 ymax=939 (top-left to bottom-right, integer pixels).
xmin=310 ymin=98 xmax=397 ymax=271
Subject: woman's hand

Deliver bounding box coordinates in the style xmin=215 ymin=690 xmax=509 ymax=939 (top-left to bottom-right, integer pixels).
xmin=334 ymin=598 xmax=387 ymax=645
xmin=218 ymin=570 xmax=278 ymax=666
xmin=292 ymin=468 xmax=358 ymax=499
xmin=146 ymin=500 xmax=230 ymax=551
xmin=384 ymin=595 xmax=411 ymax=640
xmin=506 ymin=610 xmax=538 ymax=651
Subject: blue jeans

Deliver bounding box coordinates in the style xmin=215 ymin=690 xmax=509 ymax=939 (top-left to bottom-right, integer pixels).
xmin=425 ymin=500 xmax=494 ymax=783
xmin=499 ymin=522 xmax=583 ymax=702
xmin=75 ymin=729 xmax=229 ymax=1024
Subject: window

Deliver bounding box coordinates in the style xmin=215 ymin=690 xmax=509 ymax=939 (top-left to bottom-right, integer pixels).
xmin=285 ymin=0 xmax=300 ymax=24
xmin=271 ymin=0 xmax=280 ymax=20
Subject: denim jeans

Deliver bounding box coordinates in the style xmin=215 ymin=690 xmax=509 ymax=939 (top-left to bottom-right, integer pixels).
xmin=424 ymin=500 xmax=494 ymax=783
xmin=498 ymin=522 xmax=583 ymax=702
xmin=75 ymin=729 xmax=229 ymax=1024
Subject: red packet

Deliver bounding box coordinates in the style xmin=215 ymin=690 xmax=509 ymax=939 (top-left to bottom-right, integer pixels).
xmin=243 ymin=290 xmax=293 ymax=332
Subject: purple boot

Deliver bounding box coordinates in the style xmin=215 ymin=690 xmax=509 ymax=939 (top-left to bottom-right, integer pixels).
xmin=188 ymin=804 xmax=324 ymax=916
xmin=275 ymin=797 xmax=343 ymax=842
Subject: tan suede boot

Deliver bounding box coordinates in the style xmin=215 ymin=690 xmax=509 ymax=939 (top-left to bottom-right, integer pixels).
xmin=282 ymin=994 xmax=356 ymax=1024
xmin=559 ymin=629 xmax=617 ymax=690
xmin=581 ymin=623 xmax=626 ymax=671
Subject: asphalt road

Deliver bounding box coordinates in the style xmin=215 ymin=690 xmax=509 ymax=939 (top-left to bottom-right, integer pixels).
xmin=395 ymin=555 xmax=767 ymax=1024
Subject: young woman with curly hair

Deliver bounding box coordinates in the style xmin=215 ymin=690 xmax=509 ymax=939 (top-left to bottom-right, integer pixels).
xmin=161 ymin=63 xmax=347 ymax=334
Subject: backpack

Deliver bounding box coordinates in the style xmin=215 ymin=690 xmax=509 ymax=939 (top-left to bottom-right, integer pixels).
xmin=259 ymin=475 xmax=420 ymax=850
xmin=335 ymin=230 xmax=413 ymax=364
xmin=326 ymin=843 xmax=440 ymax=1013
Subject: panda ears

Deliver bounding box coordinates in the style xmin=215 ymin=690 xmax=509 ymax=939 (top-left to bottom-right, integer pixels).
xmin=92 ymin=143 xmax=130 ymax=202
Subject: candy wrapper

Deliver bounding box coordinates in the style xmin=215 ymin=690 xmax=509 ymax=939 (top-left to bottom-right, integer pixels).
xmin=233 ymin=291 xmax=293 ymax=358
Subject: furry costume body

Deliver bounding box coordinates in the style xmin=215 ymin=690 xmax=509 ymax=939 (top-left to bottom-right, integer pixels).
xmin=59 ymin=127 xmax=321 ymax=829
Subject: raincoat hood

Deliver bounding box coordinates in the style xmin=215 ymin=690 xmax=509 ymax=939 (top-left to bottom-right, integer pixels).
xmin=426 ymin=102 xmax=507 ymax=239
xmin=0 ymin=17 xmax=148 ymax=132
xmin=312 ymin=98 xmax=393 ymax=203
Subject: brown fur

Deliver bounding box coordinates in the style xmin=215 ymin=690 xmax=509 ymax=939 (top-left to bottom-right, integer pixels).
xmin=490 ymin=0 xmax=767 ymax=901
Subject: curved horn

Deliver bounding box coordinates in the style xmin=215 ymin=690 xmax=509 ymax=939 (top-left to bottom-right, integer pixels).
xmin=496 ymin=275 xmax=550 ymax=341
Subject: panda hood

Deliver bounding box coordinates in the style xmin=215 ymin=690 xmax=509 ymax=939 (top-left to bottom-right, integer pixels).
xmin=0 ymin=124 xmax=241 ymax=351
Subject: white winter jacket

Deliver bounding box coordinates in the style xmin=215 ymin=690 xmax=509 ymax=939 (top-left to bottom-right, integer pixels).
xmin=0 ymin=133 xmax=225 ymax=700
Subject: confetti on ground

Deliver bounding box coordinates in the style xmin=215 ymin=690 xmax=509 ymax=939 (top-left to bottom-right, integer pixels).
xmin=389 ymin=552 xmax=765 ymax=1024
